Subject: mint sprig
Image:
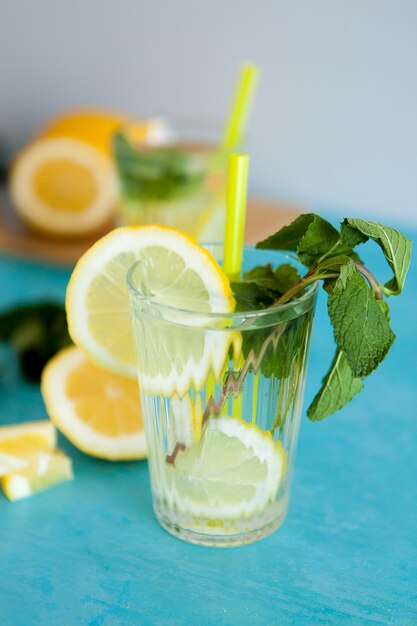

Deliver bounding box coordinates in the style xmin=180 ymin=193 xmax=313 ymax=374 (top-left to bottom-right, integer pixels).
xmin=231 ymin=263 xmax=301 ymax=311
xmin=251 ymin=214 xmax=412 ymax=422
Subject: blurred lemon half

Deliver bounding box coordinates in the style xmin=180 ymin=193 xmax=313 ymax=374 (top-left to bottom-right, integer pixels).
xmin=8 ymin=109 xmax=155 ymax=237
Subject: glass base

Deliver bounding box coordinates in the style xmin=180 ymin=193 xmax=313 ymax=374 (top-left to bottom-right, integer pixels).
xmin=153 ymin=498 xmax=287 ymax=548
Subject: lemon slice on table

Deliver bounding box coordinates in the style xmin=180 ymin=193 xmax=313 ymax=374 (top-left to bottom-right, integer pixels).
xmin=41 ymin=346 xmax=146 ymax=461
xmin=0 ymin=420 xmax=73 ymax=501
xmin=0 ymin=421 xmax=56 ymax=475
xmin=66 ymin=225 xmax=235 ymax=396
xmin=163 ymin=416 xmax=286 ymax=519
xmin=2 ymin=451 xmax=73 ymax=502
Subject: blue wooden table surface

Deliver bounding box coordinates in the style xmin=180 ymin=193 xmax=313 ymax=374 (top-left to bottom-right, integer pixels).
xmin=0 ymin=223 xmax=416 ymax=626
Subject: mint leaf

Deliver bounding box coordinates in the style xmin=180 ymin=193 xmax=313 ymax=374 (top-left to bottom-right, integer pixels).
xmin=296 ymin=216 xmax=340 ymax=266
xmin=257 ymin=214 xmax=360 ymax=268
xmin=341 ymin=218 xmax=412 ymax=295
xmin=274 ymin=264 xmax=301 ymax=293
xmin=340 ymin=221 xmax=368 ymax=247
xmin=240 ymin=315 xmax=311 ymax=380
xmin=256 ymin=214 xmax=316 ymax=252
xmin=377 ymin=299 xmax=391 ymax=322
xmin=313 ymin=255 xmax=354 ymax=278
xmin=307 ymin=349 xmax=363 ymax=421
xmin=231 ymin=281 xmax=274 ymax=311
xmin=327 ymin=261 xmax=395 ymax=377
xmin=243 ymin=263 xmax=301 ymax=295
xmin=231 ymin=263 xmax=301 ymax=312
xmin=243 ymin=264 xmax=283 ymax=292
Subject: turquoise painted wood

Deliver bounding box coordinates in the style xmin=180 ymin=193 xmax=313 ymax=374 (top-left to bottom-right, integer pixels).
xmin=0 ymin=225 xmax=416 ymax=626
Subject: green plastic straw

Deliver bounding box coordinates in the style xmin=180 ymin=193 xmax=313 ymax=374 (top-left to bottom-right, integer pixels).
xmin=222 ymin=63 xmax=259 ymax=149
xmin=223 ymin=153 xmax=249 ymax=281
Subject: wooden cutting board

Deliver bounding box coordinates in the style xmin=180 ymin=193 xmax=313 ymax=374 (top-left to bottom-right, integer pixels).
xmin=0 ymin=190 xmax=301 ymax=267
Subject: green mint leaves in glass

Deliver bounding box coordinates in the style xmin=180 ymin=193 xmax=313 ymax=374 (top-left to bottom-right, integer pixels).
xmin=128 ymin=215 xmax=411 ymax=547
xmin=129 ymin=244 xmax=317 ymax=546
xmin=255 ymin=214 xmax=411 ymax=421
xmin=113 ymin=121 xmax=228 ymax=242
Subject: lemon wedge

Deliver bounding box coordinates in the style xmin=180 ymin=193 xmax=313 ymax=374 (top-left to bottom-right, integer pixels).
xmin=0 ymin=421 xmax=56 ymax=475
xmin=0 ymin=420 xmax=73 ymax=501
xmin=2 ymin=451 xmax=73 ymax=502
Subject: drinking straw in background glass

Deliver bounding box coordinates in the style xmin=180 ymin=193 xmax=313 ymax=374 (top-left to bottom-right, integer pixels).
xmin=222 ymin=63 xmax=259 ymax=149
xmin=223 ymin=153 xmax=249 ymax=281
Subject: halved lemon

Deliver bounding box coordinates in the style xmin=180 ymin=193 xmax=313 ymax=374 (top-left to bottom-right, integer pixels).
xmin=162 ymin=416 xmax=286 ymax=519
xmin=41 ymin=345 xmax=146 ymax=460
xmin=10 ymin=137 xmax=117 ymax=236
xmin=0 ymin=420 xmax=73 ymax=501
xmin=66 ymin=225 xmax=235 ymax=396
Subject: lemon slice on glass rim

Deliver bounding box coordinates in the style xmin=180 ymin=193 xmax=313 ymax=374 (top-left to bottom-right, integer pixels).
xmin=66 ymin=225 xmax=236 ymax=396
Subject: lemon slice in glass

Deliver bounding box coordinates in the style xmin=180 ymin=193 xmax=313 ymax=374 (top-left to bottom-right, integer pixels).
xmin=163 ymin=416 xmax=286 ymax=520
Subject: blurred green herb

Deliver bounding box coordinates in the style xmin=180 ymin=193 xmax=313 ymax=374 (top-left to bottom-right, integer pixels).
xmin=230 ymin=263 xmax=307 ymax=411
xmin=113 ymin=132 xmax=206 ymax=202
xmin=231 ymin=263 xmax=301 ymax=311
xmin=0 ymin=302 xmax=71 ymax=382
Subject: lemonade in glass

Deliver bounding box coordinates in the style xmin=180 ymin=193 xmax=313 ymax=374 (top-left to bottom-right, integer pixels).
xmin=128 ymin=243 xmax=317 ymax=546
xmin=113 ymin=119 xmax=228 ymax=242
xmin=64 ymin=191 xmax=411 ymax=547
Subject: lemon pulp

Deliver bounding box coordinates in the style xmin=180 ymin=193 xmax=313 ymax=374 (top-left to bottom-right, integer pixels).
xmin=33 ymin=158 xmax=98 ymax=212
xmin=41 ymin=346 xmax=146 ymax=461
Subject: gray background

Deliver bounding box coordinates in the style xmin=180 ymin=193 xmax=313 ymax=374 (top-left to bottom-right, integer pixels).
xmin=1 ymin=0 xmax=416 ymax=224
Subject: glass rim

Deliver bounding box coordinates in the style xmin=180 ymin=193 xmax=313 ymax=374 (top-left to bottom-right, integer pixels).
xmin=127 ymin=245 xmax=318 ymax=324
xmin=113 ymin=116 xmax=225 ymax=147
